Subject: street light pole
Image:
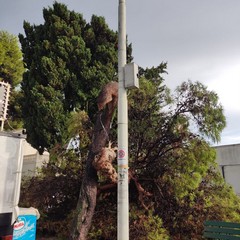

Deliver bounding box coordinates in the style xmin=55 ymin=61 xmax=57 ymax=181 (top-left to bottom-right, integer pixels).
xmin=117 ymin=0 xmax=129 ymax=239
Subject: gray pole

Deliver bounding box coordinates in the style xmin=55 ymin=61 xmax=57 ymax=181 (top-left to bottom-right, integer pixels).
xmin=117 ymin=0 xmax=129 ymax=239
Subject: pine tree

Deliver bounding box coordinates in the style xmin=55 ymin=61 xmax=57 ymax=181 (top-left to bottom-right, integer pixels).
xmin=19 ymin=2 xmax=120 ymax=153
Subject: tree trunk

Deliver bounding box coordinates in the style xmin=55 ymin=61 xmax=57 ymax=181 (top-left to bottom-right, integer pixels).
xmin=71 ymin=105 xmax=116 ymax=240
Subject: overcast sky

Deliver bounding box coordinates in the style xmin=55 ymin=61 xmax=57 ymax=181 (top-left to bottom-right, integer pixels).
xmin=0 ymin=0 xmax=239 ymax=146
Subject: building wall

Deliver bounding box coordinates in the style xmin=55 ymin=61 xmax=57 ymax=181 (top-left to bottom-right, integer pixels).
xmin=215 ymin=144 xmax=240 ymax=195
xmin=22 ymin=141 xmax=49 ymax=177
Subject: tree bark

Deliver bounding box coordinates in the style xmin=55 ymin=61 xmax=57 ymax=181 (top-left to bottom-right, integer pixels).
xmin=71 ymin=105 xmax=116 ymax=240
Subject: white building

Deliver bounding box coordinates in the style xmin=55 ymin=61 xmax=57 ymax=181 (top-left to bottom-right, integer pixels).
xmin=215 ymin=143 xmax=240 ymax=196
xmin=22 ymin=141 xmax=49 ymax=177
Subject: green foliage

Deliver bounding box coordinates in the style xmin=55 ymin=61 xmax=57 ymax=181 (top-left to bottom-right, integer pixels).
xmin=139 ymin=211 xmax=169 ymax=240
xmin=0 ymin=31 xmax=24 ymax=86
xmin=161 ymin=140 xmax=216 ymax=200
xmin=19 ymin=2 xmax=124 ymax=152
xmin=88 ymin=198 xmax=170 ymax=240
xmin=20 ymin=108 xmax=93 ymax=238
xmin=20 ymin=150 xmax=84 ymax=239
xmin=200 ymin=167 xmax=240 ymax=223
xmin=126 ymin=75 xmax=234 ymax=239
xmin=66 ymin=110 xmax=92 ymax=149
xmin=21 ymin=61 xmax=238 ymax=240
xmin=175 ymin=80 xmax=226 ymax=142
xmin=129 ymin=207 xmax=169 ymax=240
xmin=0 ymin=31 xmax=25 ymax=129
xmin=6 ymin=89 xmax=24 ymax=130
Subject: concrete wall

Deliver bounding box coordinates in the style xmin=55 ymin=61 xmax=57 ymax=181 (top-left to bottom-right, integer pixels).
xmin=215 ymin=144 xmax=240 ymax=195
xmin=22 ymin=141 xmax=49 ymax=177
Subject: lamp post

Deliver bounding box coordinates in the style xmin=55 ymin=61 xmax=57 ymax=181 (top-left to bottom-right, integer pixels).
xmin=117 ymin=0 xmax=129 ymax=239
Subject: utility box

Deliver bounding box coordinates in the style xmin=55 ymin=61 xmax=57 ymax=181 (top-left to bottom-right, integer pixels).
xmin=124 ymin=62 xmax=139 ymax=89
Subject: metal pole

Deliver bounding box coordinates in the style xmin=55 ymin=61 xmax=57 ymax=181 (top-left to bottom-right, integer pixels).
xmin=117 ymin=0 xmax=129 ymax=239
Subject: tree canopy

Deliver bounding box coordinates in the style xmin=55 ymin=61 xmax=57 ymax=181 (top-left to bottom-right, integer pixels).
xmin=19 ymin=2 xmax=123 ymax=153
xmin=0 ymin=30 xmax=25 ymax=129
xmin=0 ymin=31 xmax=24 ymax=87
